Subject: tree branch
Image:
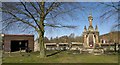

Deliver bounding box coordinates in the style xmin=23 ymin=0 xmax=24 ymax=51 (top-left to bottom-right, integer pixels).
xmin=36 ymin=2 xmax=42 ymax=13
xmin=21 ymin=2 xmax=41 ymax=32
xmin=44 ymin=23 xmax=77 ymax=28
xmin=100 ymin=2 xmax=118 ymax=10
xmin=45 ymin=6 xmax=81 ymax=20
xmin=30 ymin=2 xmax=41 ymax=16
xmin=2 ymin=10 xmax=39 ymax=32
xmin=45 ymin=3 xmax=61 ymax=16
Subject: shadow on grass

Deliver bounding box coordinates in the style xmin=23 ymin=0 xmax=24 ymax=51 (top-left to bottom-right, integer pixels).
xmin=46 ymin=50 xmax=64 ymax=57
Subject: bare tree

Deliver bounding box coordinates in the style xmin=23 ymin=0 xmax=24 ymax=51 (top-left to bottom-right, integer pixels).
xmin=1 ymin=2 xmax=85 ymax=58
xmin=100 ymin=2 xmax=119 ymax=31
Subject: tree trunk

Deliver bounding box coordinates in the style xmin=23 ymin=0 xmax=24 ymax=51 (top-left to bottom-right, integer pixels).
xmin=38 ymin=31 xmax=46 ymax=58
xmin=38 ymin=2 xmax=46 ymax=58
xmin=38 ymin=16 xmax=45 ymax=58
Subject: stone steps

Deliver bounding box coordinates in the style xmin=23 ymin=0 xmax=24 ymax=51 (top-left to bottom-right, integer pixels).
xmin=81 ymin=48 xmax=104 ymax=55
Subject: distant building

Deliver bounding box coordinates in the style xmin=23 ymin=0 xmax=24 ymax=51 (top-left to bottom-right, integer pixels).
xmin=70 ymin=42 xmax=83 ymax=50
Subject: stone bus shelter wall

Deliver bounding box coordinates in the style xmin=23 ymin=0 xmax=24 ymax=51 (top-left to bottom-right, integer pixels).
xmin=3 ymin=34 xmax=34 ymax=52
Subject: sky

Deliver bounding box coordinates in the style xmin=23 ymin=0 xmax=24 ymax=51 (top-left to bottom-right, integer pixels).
xmin=0 ymin=2 xmax=119 ymax=39
xmin=1 ymin=0 xmax=120 ymax=2
xmin=44 ymin=2 xmax=118 ymax=39
xmin=0 ymin=2 xmax=2 ymax=34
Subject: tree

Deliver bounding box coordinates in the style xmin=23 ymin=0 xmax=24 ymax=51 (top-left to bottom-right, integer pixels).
xmin=1 ymin=2 xmax=84 ymax=58
xmin=69 ymin=33 xmax=75 ymax=42
xmin=44 ymin=37 xmax=49 ymax=43
xmin=69 ymin=33 xmax=75 ymax=38
xmin=100 ymin=2 xmax=119 ymax=30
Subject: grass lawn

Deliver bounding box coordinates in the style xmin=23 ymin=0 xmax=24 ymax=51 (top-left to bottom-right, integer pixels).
xmin=2 ymin=51 xmax=118 ymax=63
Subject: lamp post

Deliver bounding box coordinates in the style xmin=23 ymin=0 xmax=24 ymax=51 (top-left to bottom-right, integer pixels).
xmin=1 ymin=34 xmax=4 ymax=49
xmin=19 ymin=42 xmax=22 ymax=54
xmin=114 ymin=40 xmax=117 ymax=52
xmin=1 ymin=34 xmax=4 ymax=54
xmin=0 ymin=34 xmax=4 ymax=65
xmin=0 ymin=34 xmax=4 ymax=63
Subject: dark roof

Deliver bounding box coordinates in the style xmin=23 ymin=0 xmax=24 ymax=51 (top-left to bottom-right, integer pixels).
xmin=4 ymin=34 xmax=34 ymax=37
